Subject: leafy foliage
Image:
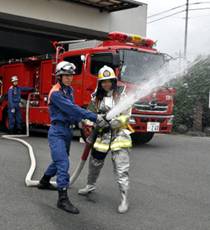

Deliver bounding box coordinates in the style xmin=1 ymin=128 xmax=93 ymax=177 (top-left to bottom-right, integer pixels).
xmin=172 ymin=56 xmax=210 ymax=131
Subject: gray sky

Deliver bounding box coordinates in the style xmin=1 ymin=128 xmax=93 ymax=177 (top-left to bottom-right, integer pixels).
xmin=139 ymin=0 xmax=210 ymax=58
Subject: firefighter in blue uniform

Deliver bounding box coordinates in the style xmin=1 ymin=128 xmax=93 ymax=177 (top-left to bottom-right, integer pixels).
xmin=38 ymin=61 xmax=106 ymax=214
xmin=8 ymin=75 xmax=33 ymax=134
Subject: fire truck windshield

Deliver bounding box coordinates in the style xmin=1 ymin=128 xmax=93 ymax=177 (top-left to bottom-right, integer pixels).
xmin=119 ymin=49 xmax=165 ymax=83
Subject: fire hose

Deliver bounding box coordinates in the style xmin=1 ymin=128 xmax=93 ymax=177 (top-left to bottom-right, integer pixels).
xmin=1 ymin=92 xmax=93 ymax=187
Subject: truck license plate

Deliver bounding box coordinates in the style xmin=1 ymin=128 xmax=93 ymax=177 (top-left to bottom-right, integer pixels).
xmin=147 ymin=122 xmax=160 ymax=132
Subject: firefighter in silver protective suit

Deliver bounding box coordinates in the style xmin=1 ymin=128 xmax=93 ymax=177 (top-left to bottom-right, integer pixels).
xmin=78 ymin=65 xmax=133 ymax=213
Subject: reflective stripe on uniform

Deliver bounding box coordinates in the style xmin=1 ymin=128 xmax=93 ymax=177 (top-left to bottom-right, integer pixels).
xmin=93 ymin=138 xmax=132 ymax=153
xmin=48 ymin=83 xmax=61 ymax=104
xmin=111 ymin=140 xmax=132 ymax=150
xmin=98 ymin=74 xmax=116 ymax=79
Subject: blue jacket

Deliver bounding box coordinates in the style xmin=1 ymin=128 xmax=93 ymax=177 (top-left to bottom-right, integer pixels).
xmin=8 ymin=86 xmax=33 ymax=109
xmin=48 ymin=83 xmax=97 ymax=124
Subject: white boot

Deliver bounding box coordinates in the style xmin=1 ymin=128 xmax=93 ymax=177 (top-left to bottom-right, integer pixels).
xmin=78 ymin=156 xmax=104 ymax=195
xmin=118 ymin=191 xmax=129 ymax=214
xmin=78 ymin=184 xmax=96 ymax=195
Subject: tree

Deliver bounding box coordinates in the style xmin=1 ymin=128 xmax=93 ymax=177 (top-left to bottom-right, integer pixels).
xmin=172 ymin=56 xmax=210 ymax=132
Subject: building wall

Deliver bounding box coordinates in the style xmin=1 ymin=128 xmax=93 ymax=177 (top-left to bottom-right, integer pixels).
xmin=0 ymin=0 xmax=147 ymax=35
xmin=110 ymin=5 xmax=147 ymax=36
xmin=0 ymin=0 xmax=147 ymax=58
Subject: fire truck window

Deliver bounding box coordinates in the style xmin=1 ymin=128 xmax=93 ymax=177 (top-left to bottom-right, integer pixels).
xmin=91 ymin=53 xmax=115 ymax=76
xmin=64 ymin=56 xmax=83 ymax=75
xmin=119 ymin=50 xmax=165 ymax=83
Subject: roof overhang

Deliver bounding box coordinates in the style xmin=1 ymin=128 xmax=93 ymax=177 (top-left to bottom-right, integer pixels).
xmin=64 ymin=0 xmax=144 ymax=12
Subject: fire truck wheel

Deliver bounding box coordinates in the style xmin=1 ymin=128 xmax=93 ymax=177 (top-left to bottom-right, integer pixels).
xmin=131 ymin=132 xmax=154 ymax=145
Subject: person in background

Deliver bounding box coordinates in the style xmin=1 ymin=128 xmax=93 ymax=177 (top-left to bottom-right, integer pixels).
xmin=7 ymin=75 xmax=34 ymax=134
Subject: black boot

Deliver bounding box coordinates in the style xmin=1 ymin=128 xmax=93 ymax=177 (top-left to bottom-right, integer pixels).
xmin=37 ymin=174 xmax=57 ymax=190
xmin=57 ymin=188 xmax=80 ymax=214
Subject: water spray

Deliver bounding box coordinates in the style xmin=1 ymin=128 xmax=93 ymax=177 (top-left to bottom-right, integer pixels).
xmin=106 ymin=58 xmax=206 ymax=121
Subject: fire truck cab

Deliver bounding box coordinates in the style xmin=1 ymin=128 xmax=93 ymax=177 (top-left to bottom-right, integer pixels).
xmin=0 ymin=32 xmax=175 ymax=144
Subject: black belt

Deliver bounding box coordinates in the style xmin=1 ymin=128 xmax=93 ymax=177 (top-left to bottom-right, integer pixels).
xmin=51 ymin=121 xmax=74 ymax=129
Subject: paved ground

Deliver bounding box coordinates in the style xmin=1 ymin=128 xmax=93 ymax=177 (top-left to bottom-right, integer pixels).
xmin=0 ymin=133 xmax=210 ymax=230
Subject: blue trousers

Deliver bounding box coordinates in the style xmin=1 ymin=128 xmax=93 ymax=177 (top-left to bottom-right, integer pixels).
xmin=45 ymin=124 xmax=72 ymax=189
xmin=8 ymin=106 xmax=22 ymax=130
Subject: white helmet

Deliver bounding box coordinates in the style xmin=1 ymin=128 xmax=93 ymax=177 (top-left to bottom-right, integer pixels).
xmin=98 ymin=65 xmax=117 ymax=81
xmin=55 ymin=61 xmax=76 ymax=76
xmin=11 ymin=75 xmax=18 ymax=83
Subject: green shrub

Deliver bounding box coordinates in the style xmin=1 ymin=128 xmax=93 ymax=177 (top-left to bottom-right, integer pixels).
xmin=172 ymin=56 xmax=210 ymax=131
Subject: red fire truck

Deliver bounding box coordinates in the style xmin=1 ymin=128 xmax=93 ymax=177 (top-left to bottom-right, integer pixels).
xmin=0 ymin=32 xmax=175 ymax=144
